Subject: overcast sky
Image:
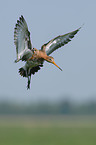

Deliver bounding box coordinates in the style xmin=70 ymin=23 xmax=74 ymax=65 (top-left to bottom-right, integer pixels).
xmin=0 ymin=0 xmax=96 ymax=103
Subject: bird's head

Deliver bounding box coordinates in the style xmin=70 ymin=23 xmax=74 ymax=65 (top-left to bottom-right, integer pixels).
xmin=33 ymin=48 xmax=38 ymax=53
xmin=45 ymin=56 xmax=62 ymax=71
xmin=32 ymin=48 xmax=40 ymax=56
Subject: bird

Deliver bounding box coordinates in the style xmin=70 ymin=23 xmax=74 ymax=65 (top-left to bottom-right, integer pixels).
xmin=14 ymin=15 xmax=81 ymax=89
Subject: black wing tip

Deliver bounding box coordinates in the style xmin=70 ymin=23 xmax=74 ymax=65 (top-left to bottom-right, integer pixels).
xmin=15 ymin=15 xmax=25 ymax=28
xmin=14 ymin=59 xmax=18 ymax=63
xmin=69 ymin=24 xmax=83 ymax=38
xmin=19 ymin=15 xmax=25 ymax=21
xmin=75 ymin=23 xmax=84 ymax=33
xmin=21 ymin=15 xmax=24 ymax=18
xmin=78 ymin=23 xmax=84 ymax=30
xmin=14 ymin=15 xmax=25 ymax=40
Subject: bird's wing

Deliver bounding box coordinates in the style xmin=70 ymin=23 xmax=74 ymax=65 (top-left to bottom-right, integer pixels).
xmin=14 ymin=15 xmax=33 ymax=62
xmin=41 ymin=27 xmax=81 ymax=56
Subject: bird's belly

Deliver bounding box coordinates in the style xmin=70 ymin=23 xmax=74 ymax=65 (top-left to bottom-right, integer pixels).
xmin=25 ymin=60 xmax=41 ymax=69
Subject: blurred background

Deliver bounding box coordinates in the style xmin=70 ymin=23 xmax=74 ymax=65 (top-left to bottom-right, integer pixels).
xmin=0 ymin=0 xmax=96 ymax=145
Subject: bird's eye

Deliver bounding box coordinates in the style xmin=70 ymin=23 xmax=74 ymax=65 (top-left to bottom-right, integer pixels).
xmin=33 ymin=48 xmax=36 ymax=51
xmin=49 ymin=58 xmax=52 ymax=61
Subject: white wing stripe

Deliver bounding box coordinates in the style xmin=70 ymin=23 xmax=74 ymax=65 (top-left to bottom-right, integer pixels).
xmin=43 ymin=28 xmax=80 ymax=55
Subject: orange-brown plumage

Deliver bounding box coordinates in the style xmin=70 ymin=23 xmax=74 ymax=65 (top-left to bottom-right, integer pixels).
xmin=29 ymin=48 xmax=62 ymax=71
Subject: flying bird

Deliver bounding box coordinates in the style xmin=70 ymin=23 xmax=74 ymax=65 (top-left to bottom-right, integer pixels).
xmin=14 ymin=15 xmax=81 ymax=89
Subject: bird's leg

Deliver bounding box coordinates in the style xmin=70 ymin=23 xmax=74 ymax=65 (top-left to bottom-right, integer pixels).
xmin=27 ymin=75 xmax=31 ymax=89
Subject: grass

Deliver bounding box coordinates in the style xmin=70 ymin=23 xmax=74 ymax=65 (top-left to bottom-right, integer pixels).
xmin=0 ymin=115 xmax=96 ymax=145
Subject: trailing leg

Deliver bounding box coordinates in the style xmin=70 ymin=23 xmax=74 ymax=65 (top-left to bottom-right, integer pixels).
xmin=27 ymin=75 xmax=31 ymax=89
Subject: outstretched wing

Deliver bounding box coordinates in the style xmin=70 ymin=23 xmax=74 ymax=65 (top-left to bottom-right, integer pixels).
xmin=41 ymin=27 xmax=81 ymax=56
xmin=14 ymin=15 xmax=33 ymax=62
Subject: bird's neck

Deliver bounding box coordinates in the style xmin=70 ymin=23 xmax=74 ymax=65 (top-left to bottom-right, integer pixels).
xmin=29 ymin=49 xmax=48 ymax=61
xmin=33 ymin=50 xmax=48 ymax=60
xmin=38 ymin=50 xmax=48 ymax=60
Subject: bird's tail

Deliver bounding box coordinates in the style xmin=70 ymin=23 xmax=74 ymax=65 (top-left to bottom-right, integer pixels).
xmin=18 ymin=64 xmax=43 ymax=89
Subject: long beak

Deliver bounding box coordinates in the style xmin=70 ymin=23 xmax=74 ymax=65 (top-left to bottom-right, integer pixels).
xmin=52 ymin=61 xmax=62 ymax=71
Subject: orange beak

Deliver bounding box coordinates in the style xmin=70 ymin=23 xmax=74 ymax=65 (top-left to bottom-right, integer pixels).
xmin=52 ymin=61 xmax=62 ymax=71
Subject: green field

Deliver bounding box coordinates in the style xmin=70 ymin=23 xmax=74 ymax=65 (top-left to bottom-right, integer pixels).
xmin=0 ymin=115 xmax=96 ymax=145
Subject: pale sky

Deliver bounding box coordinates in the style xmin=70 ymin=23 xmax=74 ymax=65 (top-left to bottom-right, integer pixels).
xmin=0 ymin=0 xmax=96 ymax=103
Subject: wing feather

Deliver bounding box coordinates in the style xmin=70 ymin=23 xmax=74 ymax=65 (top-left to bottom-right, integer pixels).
xmin=14 ymin=15 xmax=33 ymax=62
xmin=41 ymin=27 xmax=81 ymax=55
